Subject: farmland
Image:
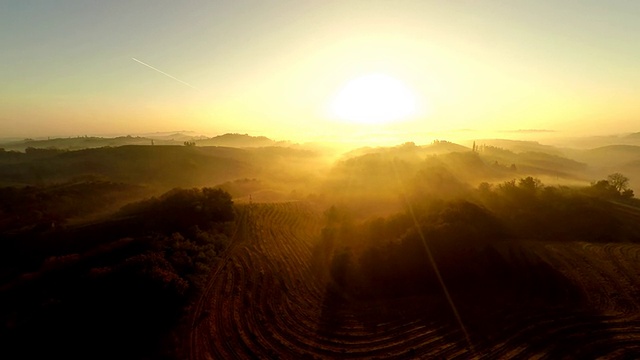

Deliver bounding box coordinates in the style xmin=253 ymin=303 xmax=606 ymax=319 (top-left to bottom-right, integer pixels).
xmin=187 ymin=201 xmax=640 ymax=359
xmin=4 ymin=141 xmax=640 ymax=358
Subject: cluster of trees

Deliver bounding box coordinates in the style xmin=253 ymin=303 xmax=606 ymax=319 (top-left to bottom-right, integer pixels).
xmin=0 ymin=147 xmax=65 ymax=163
xmin=588 ymin=172 xmax=634 ymax=200
xmin=319 ymin=200 xmax=579 ymax=313
xmin=0 ymin=187 xmax=235 ymax=359
xmin=0 ymin=181 xmax=146 ymax=233
xmin=119 ymin=187 xmax=235 ymax=233
xmin=476 ymin=177 xmax=619 ymax=242
xmin=320 ymin=173 xmax=640 ymax=304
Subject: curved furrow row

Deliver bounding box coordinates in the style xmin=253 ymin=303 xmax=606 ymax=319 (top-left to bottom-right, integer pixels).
xmin=235 ymin=209 xmax=295 ymax=352
xmin=228 ymin=242 xmax=297 ymax=358
xmin=578 ymin=243 xmax=638 ymax=312
xmin=523 ymin=243 xmax=601 ymax=306
xmin=206 ymin=263 xmax=242 ymax=359
xmin=229 ymin=245 xmax=282 ymax=358
xmin=223 ymin=251 xmax=258 ymax=358
xmin=220 ymin=203 xmax=325 ymax=357
xmin=275 ymin=298 xmax=451 ymax=357
xmin=538 ymin=243 xmax=628 ymax=312
xmin=570 ymin=242 xmax=640 ymax=312
xmin=192 ymin=203 xmax=474 ymax=358
xmin=250 ymin=204 xmax=459 ymax=357
xmin=190 ymin=205 xmax=251 ymax=360
xmin=240 ymin=241 xmax=318 ymax=356
xmin=248 ymin=205 xmax=334 ymax=355
xmin=191 ymin=203 xmax=640 ymax=359
xmin=480 ymin=312 xmax=619 ymax=359
xmin=601 ymin=243 xmax=640 ymax=308
xmin=470 ymin=241 xmax=640 ymax=358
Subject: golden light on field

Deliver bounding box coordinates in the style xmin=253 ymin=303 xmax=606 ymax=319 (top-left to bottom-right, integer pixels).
xmin=329 ymin=73 xmax=418 ymax=125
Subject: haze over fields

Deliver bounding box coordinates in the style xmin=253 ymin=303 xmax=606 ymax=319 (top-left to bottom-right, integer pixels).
xmin=3 ymin=1 xmax=640 ymax=359
xmin=3 ymin=132 xmax=640 ymax=358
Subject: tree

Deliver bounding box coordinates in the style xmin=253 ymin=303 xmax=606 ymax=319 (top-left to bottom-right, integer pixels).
xmin=518 ymin=176 xmax=543 ymax=192
xmin=607 ymin=173 xmax=629 ymax=193
xmin=622 ymin=188 xmax=635 ymax=199
xmin=590 ymin=180 xmax=620 ymax=198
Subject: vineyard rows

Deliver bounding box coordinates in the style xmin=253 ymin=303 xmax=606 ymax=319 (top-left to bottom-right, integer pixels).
xmin=188 ymin=202 xmax=640 ymax=359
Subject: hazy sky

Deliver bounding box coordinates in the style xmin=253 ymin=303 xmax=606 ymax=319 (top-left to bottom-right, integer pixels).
xmin=2 ymin=1 xmax=639 ymax=142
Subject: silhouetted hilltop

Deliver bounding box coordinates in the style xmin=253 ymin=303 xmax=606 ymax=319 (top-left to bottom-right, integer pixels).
xmin=195 ymin=133 xmax=287 ymax=147
xmin=0 ymin=133 xmax=288 ymax=152
xmin=142 ymin=131 xmax=207 ymax=141
xmin=0 ymin=136 xmax=165 ymax=152
xmin=426 ymin=140 xmax=470 ymax=154
xmin=473 ymin=139 xmax=562 ymax=155
xmin=0 ymin=146 xmax=249 ymax=188
xmin=341 ymin=140 xmax=470 ymax=160
xmin=341 ymin=140 xmax=585 ymax=182
xmin=0 ymin=145 xmax=327 ymax=201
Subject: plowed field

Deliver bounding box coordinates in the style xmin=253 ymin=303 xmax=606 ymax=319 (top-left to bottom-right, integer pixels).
xmin=188 ymin=202 xmax=640 ymax=359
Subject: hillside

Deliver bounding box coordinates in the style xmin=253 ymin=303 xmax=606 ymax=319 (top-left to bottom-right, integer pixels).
xmin=0 ymin=133 xmax=285 ymax=152
xmin=194 ymin=133 xmax=287 ymax=147
xmin=0 ymin=144 xmax=325 ymax=189
xmin=473 ymin=139 xmax=563 ymax=155
xmin=0 ymin=146 xmax=248 ymax=188
xmin=188 ymin=200 xmax=640 ymax=359
xmin=2 ymin=138 xmax=640 ymax=358
xmin=562 ymin=145 xmax=640 ymax=190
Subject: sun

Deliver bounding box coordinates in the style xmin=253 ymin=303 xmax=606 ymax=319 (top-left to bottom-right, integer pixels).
xmin=330 ymin=73 xmax=417 ymax=125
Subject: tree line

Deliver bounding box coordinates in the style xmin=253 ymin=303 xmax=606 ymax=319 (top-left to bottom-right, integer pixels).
xmin=319 ymin=173 xmax=640 ymax=303
xmin=0 ymin=187 xmax=235 ymax=359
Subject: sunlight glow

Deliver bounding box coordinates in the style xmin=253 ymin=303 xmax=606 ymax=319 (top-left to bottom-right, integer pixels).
xmin=330 ymin=73 xmax=417 ymax=125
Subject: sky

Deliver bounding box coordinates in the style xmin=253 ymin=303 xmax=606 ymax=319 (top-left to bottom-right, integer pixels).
xmin=1 ymin=0 xmax=639 ymax=143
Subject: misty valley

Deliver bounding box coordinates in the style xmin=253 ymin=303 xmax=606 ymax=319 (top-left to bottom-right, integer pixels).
xmin=2 ymin=133 xmax=640 ymax=359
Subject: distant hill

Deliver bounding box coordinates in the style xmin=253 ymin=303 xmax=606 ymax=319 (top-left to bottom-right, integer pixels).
xmin=195 ymin=133 xmax=287 ymax=147
xmin=0 ymin=136 xmax=162 ymax=152
xmin=341 ymin=140 xmax=585 ymax=180
xmin=577 ymin=145 xmax=640 ymax=167
xmin=0 ymin=145 xmax=250 ymax=188
xmin=566 ymin=145 xmax=640 ymax=191
xmin=0 ymin=133 xmax=287 ymax=152
xmin=425 ymin=140 xmax=470 ymax=154
xmin=0 ymin=144 xmax=328 ymax=202
xmin=139 ymin=131 xmax=207 ymax=141
xmin=473 ymin=139 xmax=562 ymax=156
xmin=546 ymin=133 xmax=640 ymax=149
xmin=625 ymin=132 xmax=640 ymax=139
xmin=341 ymin=140 xmax=470 ymax=160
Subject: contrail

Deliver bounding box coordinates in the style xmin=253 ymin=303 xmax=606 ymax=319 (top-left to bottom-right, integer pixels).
xmin=131 ymin=57 xmax=198 ymax=90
